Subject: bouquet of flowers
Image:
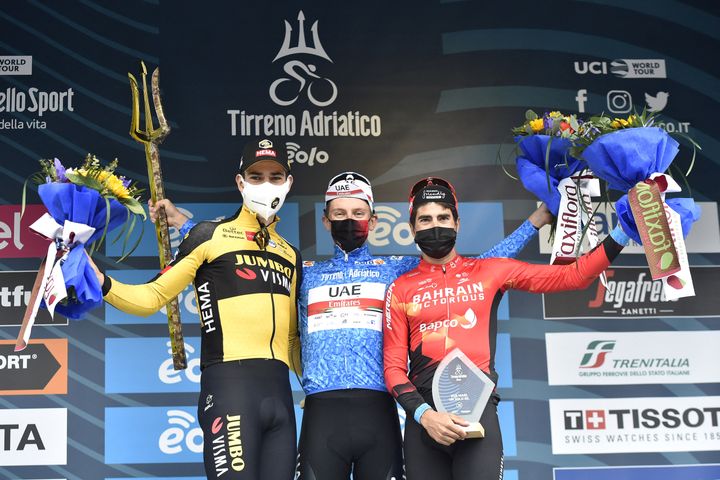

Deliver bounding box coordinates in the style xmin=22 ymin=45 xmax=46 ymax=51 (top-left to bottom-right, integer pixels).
xmin=512 ymin=110 xmax=601 ymax=264
xmin=16 ymin=155 xmax=145 ymax=350
xmin=571 ymin=112 xmax=701 ymax=299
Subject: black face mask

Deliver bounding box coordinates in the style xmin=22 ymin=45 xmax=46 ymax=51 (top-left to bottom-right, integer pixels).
xmin=414 ymin=227 xmax=457 ymax=259
xmin=330 ymin=219 xmax=369 ymax=252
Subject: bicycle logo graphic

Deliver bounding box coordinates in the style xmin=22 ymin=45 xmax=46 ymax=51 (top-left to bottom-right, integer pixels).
xmin=269 ymin=11 xmax=337 ymax=107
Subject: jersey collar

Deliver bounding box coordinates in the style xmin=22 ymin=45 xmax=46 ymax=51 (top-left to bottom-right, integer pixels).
xmin=333 ymin=243 xmax=372 ymax=262
xmin=418 ymin=253 xmax=464 ymax=273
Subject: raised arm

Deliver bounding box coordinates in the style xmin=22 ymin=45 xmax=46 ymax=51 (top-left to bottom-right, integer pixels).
xmin=498 ymin=226 xmax=629 ymax=293
xmin=476 ymin=203 xmax=552 ymax=259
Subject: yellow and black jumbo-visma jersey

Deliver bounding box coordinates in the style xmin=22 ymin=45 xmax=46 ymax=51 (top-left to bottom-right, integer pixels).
xmin=103 ymin=206 xmax=302 ymax=372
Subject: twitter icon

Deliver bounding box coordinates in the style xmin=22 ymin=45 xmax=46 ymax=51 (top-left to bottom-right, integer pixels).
xmin=645 ymin=91 xmax=669 ymax=112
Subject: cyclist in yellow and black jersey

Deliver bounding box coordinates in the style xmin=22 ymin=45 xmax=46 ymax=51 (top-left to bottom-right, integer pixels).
xmin=91 ymin=138 xmax=301 ymax=480
xmin=102 ymin=203 xmax=302 ymax=371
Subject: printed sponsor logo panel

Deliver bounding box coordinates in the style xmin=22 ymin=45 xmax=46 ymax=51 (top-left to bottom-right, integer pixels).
xmin=0 ymin=339 xmax=67 ymax=395
xmin=549 ymin=396 xmax=720 ymax=454
xmin=0 ymin=270 xmax=68 ymax=326
xmin=0 ymin=408 xmax=67 ymax=466
xmin=105 ymin=203 xmax=300 ymax=257
xmin=105 ymin=407 xmax=203 ymax=464
xmin=554 ymin=463 xmax=720 ymax=480
xmin=0 ymin=55 xmax=33 ymax=75
xmin=542 ymin=266 xmax=720 ymax=319
xmin=0 ymin=205 xmax=51 ymax=258
xmin=315 ymin=202 xmax=505 ymax=255
xmin=546 ymin=331 xmax=720 ymax=385
xmin=105 ymin=337 xmax=201 ymax=393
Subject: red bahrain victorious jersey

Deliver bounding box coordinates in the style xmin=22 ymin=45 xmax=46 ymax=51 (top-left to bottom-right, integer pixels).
xmin=383 ymin=236 xmax=622 ymax=418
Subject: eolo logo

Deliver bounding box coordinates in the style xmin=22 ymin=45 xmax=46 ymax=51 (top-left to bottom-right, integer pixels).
xmin=579 ymin=340 xmax=616 ymax=369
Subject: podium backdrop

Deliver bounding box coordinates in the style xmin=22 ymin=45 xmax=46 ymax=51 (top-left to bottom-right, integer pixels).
xmin=1 ymin=1 xmax=719 ymax=479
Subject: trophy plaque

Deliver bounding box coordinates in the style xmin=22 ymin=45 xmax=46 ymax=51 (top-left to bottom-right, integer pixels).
xmin=431 ymin=348 xmax=495 ymax=438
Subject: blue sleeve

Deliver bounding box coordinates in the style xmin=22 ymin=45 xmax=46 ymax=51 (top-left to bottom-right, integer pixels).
xmin=476 ymin=220 xmax=537 ymax=259
xmin=393 ymin=255 xmax=421 ymax=276
xmin=178 ymin=220 xmax=196 ymax=239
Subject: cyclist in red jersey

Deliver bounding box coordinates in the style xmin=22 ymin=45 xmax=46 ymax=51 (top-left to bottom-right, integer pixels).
xmin=383 ymin=177 xmax=630 ymax=480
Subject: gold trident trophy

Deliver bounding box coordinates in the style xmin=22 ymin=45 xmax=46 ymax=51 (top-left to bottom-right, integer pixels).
xmin=128 ymin=61 xmax=187 ymax=370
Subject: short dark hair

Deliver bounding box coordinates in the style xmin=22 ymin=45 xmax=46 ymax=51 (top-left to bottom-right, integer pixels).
xmin=410 ymin=202 xmax=458 ymax=226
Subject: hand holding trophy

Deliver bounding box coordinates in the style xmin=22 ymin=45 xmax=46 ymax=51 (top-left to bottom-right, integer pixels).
xmin=431 ymin=348 xmax=495 ymax=439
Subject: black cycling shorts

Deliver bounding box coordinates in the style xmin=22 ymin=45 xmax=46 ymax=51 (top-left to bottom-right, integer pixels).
xmin=297 ymin=389 xmax=404 ymax=480
xmin=403 ymin=396 xmax=504 ymax=480
xmin=198 ymin=359 xmax=296 ymax=480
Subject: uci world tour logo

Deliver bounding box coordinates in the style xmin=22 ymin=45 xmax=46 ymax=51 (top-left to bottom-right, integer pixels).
xmin=579 ymin=340 xmax=616 ymax=369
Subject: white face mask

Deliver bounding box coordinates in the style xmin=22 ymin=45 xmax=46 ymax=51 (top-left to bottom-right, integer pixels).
xmin=240 ymin=177 xmax=291 ymax=221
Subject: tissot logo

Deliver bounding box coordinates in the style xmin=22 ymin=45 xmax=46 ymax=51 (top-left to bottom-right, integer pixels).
xmin=579 ymin=340 xmax=615 ymax=368
xmin=550 ymin=397 xmax=720 ymax=454
xmin=562 ymin=407 xmax=720 ymax=430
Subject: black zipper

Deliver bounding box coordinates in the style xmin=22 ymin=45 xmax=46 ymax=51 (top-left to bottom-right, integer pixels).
xmin=263 ymin=245 xmax=276 ymax=359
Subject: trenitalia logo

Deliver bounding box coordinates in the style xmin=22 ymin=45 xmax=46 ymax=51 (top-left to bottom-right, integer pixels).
xmin=578 ymin=340 xmax=615 ymax=368
xmin=546 ymin=332 xmax=720 ymax=386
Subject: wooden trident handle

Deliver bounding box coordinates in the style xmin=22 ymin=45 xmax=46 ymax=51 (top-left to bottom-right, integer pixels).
xmin=128 ymin=61 xmax=187 ymax=370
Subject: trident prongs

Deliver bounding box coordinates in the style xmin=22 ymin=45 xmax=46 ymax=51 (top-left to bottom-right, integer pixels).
xmin=128 ymin=61 xmax=170 ymax=145
xmin=128 ymin=60 xmax=186 ymax=370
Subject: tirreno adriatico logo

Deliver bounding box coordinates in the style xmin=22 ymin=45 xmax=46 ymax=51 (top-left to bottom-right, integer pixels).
xmin=227 ymin=10 xmax=383 ymax=140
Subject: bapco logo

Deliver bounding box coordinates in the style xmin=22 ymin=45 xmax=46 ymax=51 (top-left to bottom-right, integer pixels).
xmin=368 ymin=206 xmax=413 ymax=247
xmin=579 ymin=340 xmax=616 ymax=369
xmin=269 ymin=11 xmax=337 ymax=107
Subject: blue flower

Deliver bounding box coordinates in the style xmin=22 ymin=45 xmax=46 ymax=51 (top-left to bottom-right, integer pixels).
xmin=54 ymin=158 xmax=68 ymax=182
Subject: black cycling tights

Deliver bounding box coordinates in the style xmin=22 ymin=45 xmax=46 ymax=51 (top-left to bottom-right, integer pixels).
xmin=297 ymin=389 xmax=404 ymax=480
xmin=403 ymin=398 xmax=504 ymax=480
xmin=198 ymin=359 xmax=296 ymax=480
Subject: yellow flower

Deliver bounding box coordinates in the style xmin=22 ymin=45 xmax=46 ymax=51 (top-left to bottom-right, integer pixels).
xmin=529 ymin=118 xmax=544 ymax=132
xmin=548 ymin=111 xmax=563 ymax=118
xmin=104 ymin=174 xmax=131 ymax=199
xmin=626 ymin=115 xmax=636 ymax=125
